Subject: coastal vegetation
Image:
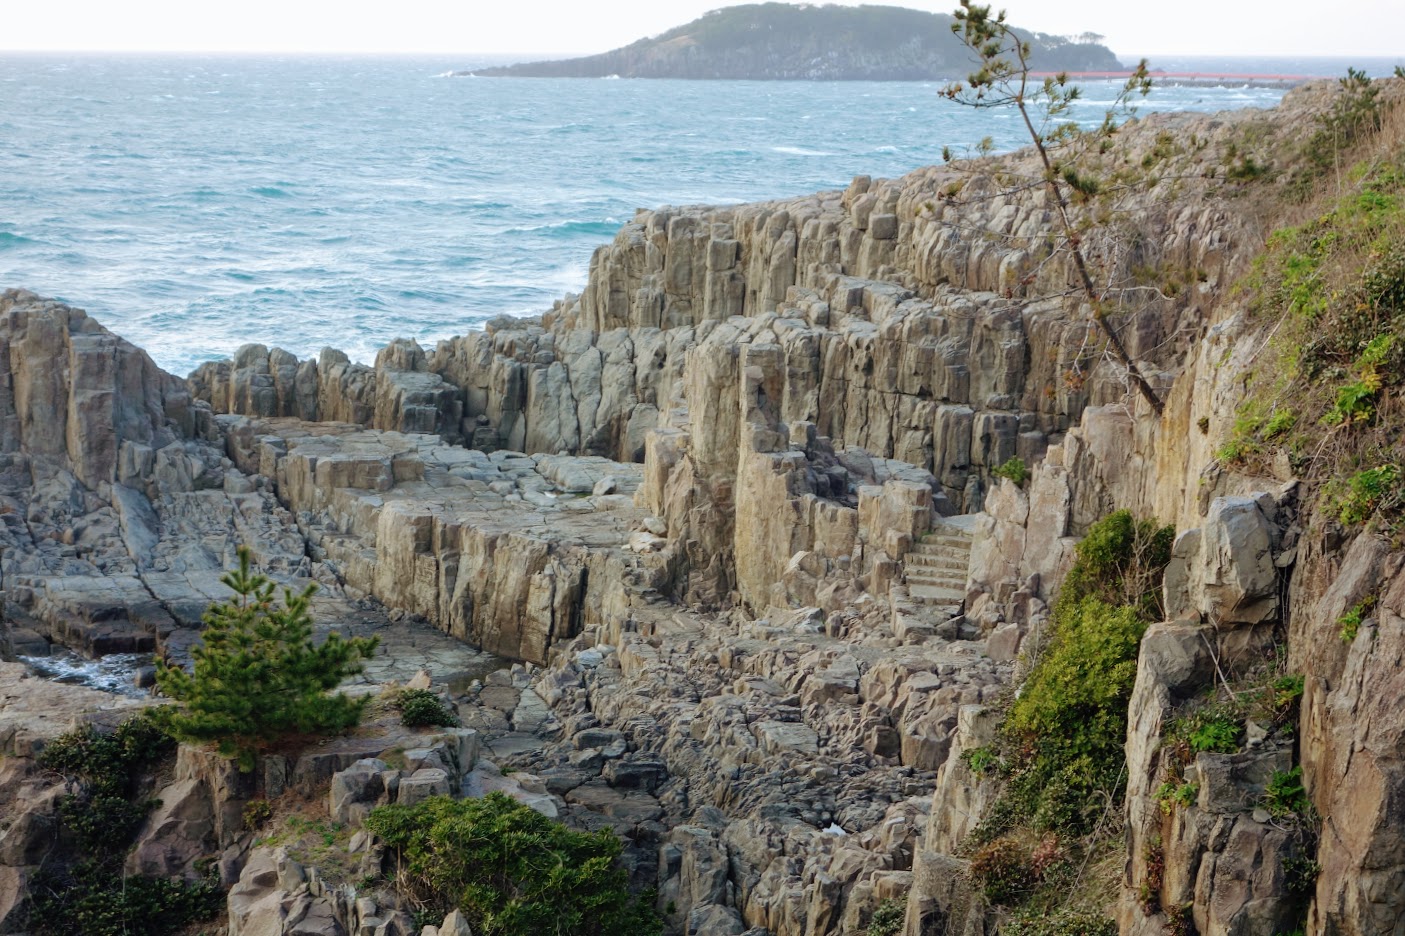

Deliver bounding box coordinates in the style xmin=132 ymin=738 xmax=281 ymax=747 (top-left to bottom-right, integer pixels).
xmin=1215 ymin=72 xmax=1405 ymax=535
xmin=155 ymin=546 xmax=379 ymax=769
xmin=962 ymin=511 xmax=1173 ymax=922
xmin=28 ymin=713 xmax=223 ymax=936
xmin=365 ymin=792 xmax=661 ymax=936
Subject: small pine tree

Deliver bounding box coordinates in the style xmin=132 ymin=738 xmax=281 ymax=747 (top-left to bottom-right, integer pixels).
xmin=942 ymin=1 xmax=1164 ymax=414
xmin=156 ymin=546 xmax=378 ymax=769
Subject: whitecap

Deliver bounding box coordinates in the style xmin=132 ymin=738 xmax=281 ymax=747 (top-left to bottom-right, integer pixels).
xmin=771 ymin=146 xmax=834 ymax=157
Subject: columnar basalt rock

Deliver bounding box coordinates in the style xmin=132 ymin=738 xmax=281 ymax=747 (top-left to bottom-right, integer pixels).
xmin=6 ymin=83 xmax=1405 ymax=936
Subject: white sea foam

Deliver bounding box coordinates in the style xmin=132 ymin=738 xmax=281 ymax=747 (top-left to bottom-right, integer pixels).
xmin=22 ymin=650 xmax=151 ymax=698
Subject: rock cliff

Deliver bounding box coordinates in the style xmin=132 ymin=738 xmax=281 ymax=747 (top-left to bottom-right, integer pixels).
xmin=5 ymin=77 xmax=1405 ymax=936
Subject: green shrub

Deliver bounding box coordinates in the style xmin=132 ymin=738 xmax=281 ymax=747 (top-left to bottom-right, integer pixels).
xmin=38 ymin=712 xmax=177 ymax=852
xmin=38 ymin=710 xmax=174 ymax=797
xmin=396 ymin=688 xmax=458 ymax=728
xmin=962 ymin=745 xmax=999 ymax=776
xmin=243 ymin=799 xmax=274 ymax=830
xmin=968 ymin=837 xmax=1033 ymax=905
xmin=1339 ymin=596 xmax=1375 ymax=641
xmin=992 ymin=457 xmax=1030 ymax=486
xmin=29 ymin=714 xmax=222 ymax=936
xmin=866 ymin=897 xmax=906 ymax=936
xmin=156 ymin=546 xmax=379 ymax=769
xmin=1283 ymin=855 xmax=1321 ymax=896
xmin=1272 ymin=673 xmax=1305 ymax=707
xmin=1188 ymin=716 xmax=1241 ymax=754
xmin=1264 ymin=766 xmax=1311 ymax=818
xmin=1328 ymin=465 xmax=1400 ymax=525
xmin=27 ymin=861 xmax=223 ymax=936
xmin=1001 ymin=596 xmax=1149 ymax=832
xmin=967 ymin=511 xmax=1174 ymax=838
xmin=1056 ymin=510 xmax=1174 ymax=621
xmin=365 ymin=793 xmax=660 ymax=936
xmin=1156 ymin=781 xmax=1199 ymax=814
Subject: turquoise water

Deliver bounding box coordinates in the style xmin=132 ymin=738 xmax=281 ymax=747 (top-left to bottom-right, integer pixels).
xmin=0 ymin=54 xmax=1296 ymax=374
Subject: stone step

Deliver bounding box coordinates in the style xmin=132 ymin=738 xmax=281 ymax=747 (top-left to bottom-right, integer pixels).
xmin=904 ymin=554 xmax=968 ymax=572
xmin=906 ymin=563 xmax=965 ymax=579
xmin=905 ymin=562 xmax=965 ymax=578
xmin=908 ymin=583 xmax=965 ymax=603
xmin=911 ymin=537 xmax=971 ymax=554
xmin=906 ymin=576 xmax=967 ymax=593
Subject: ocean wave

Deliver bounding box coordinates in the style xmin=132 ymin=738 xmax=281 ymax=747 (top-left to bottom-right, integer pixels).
xmin=506 ymin=218 xmax=622 ymax=238
xmin=0 ymin=57 xmax=1289 ymax=375
xmin=22 ymin=651 xmax=151 ymax=697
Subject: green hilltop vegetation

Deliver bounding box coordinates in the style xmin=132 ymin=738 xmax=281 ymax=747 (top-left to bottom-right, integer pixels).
xmin=468 ymin=3 xmax=1122 ymax=80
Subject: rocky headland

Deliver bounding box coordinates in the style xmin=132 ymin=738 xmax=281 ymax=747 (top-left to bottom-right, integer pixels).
xmin=466 ymin=3 xmax=1120 ymax=81
xmin=2 ymin=77 xmax=1404 ymax=936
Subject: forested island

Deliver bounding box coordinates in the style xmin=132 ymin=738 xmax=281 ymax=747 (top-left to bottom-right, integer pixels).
xmin=465 ymin=3 xmax=1122 ymax=80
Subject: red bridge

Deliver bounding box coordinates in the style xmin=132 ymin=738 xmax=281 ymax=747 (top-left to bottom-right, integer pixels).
xmin=1031 ymin=70 xmax=1315 ymax=85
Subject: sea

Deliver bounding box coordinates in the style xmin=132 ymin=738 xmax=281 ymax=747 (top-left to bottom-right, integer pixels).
xmin=1 ymin=53 xmax=1400 ymax=376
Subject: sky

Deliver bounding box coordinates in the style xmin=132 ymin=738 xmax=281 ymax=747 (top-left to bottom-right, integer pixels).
xmin=2 ymin=0 xmax=1402 ymax=59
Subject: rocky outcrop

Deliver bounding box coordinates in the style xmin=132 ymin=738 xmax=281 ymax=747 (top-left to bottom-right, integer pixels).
xmin=7 ymin=81 xmax=1405 ymax=936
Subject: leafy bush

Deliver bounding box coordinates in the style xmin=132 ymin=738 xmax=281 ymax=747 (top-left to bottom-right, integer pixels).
xmin=968 ymin=837 xmax=1033 ymax=904
xmin=992 ymin=457 xmax=1030 ymax=486
xmin=29 ymin=714 xmax=222 ymax=936
xmin=1001 ymin=595 xmax=1149 ymax=832
xmin=396 ymin=688 xmax=458 ymax=728
xmin=38 ymin=710 xmax=174 ymax=797
xmin=865 ymin=897 xmax=906 ymax=936
xmin=37 ymin=712 xmax=176 ymax=851
xmin=27 ymin=861 xmax=223 ymax=936
xmin=156 ymin=546 xmax=379 ymax=769
xmin=962 ymin=745 xmax=999 ymax=776
xmin=1271 ymin=673 xmax=1306 ymax=710
xmin=243 ymin=799 xmax=274 ymax=830
xmin=1339 ymin=596 xmax=1375 ymax=641
xmin=967 ymin=511 xmax=1173 ymax=840
xmin=365 ymin=792 xmax=660 ymax=936
xmin=1329 ymin=465 xmax=1400 ymax=525
xmin=1283 ymin=855 xmax=1321 ymax=897
xmin=1187 ymin=714 xmax=1241 ymax=754
xmin=1264 ymin=766 xmax=1310 ymax=818
xmin=1056 ymin=510 xmax=1174 ymax=621
xmin=1156 ymin=781 xmax=1198 ymax=814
